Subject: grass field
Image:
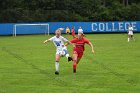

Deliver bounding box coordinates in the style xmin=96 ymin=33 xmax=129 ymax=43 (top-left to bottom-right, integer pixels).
xmin=0 ymin=34 xmax=140 ymax=93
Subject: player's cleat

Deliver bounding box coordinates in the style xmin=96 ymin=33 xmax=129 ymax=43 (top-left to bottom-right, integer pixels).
xmin=73 ymin=63 xmax=76 ymax=73
xmin=68 ymin=57 xmax=73 ymax=62
xmin=55 ymin=71 xmax=59 ymax=75
xmin=73 ymin=69 xmax=76 ymax=73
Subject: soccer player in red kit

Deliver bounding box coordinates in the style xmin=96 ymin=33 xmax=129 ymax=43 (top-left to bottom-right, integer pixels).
xmin=71 ymin=27 xmax=76 ymax=38
xmin=66 ymin=31 xmax=94 ymax=73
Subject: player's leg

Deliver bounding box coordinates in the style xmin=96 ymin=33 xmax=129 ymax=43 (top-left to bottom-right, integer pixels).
xmin=130 ymin=35 xmax=132 ymax=40
xmin=72 ymin=34 xmax=76 ymax=38
xmin=72 ymin=52 xmax=78 ymax=73
xmin=62 ymin=46 xmax=72 ymax=62
xmin=76 ymin=52 xmax=83 ymax=64
xmin=55 ymin=54 xmax=61 ymax=75
xmin=131 ymin=35 xmax=135 ymax=41
xmin=72 ymin=51 xmax=83 ymax=73
xmin=66 ymin=31 xmax=69 ymax=35
xmin=68 ymin=31 xmax=70 ymax=34
xmin=72 ymin=58 xmax=81 ymax=73
xmin=128 ymin=34 xmax=130 ymax=42
xmin=76 ymin=58 xmax=81 ymax=64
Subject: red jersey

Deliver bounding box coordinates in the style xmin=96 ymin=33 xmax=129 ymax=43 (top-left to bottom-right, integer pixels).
xmin=70 ymin=37 xmax=90 ymax=52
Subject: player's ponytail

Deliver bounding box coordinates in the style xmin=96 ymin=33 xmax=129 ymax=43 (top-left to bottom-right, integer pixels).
xmin=82 ymin=33 xmax=86 ymax=37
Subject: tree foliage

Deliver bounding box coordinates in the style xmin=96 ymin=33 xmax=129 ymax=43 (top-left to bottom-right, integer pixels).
xmin=0 ymin=0 xmax=139 ymax=22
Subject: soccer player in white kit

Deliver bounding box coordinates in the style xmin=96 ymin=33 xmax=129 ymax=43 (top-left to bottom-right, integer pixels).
xmin=44 ymin=28 xmax=72 ymax=75
xmin=78 ymin=26 xmax=85 ymax=37
xmin=78 ymin=26 xmax=83 ymax=33
xmin=128 ymin=24 xmax=135 ymax=42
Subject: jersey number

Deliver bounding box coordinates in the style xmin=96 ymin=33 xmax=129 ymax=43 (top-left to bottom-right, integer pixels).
xmin=54 ymin=41 xmax=61 ymax=46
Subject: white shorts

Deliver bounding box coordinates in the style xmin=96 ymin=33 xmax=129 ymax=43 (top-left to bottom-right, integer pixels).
xmin=56 ymin=46 xmax=68 ymax=56
xmin=56 ymin=49 xmax=63 ymax=55
xmin=128 ymin=31 xmax=133 ymax=35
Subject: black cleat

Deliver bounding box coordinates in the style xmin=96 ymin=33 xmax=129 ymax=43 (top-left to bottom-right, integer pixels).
xmin=55 ymin=71 xmax=59 ymax=75
xmin=68 ymin=57 xmax=73 ymax=62
xmin=73 ymin=69 xmax=76 ymax=73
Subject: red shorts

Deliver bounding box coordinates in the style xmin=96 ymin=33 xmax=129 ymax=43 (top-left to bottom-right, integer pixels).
xmin=73 ymin=50 xmax=83 ymax=58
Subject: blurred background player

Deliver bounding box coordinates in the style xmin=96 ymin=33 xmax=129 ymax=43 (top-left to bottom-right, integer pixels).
xmin=71 ymin=27 xmax=76 ymax=38
xmin=44 ymin=28 xmax=72 ymax=75
xmin=66 ymin=31 xmax=94 ymax=73
xmin=78 ymin=26 xmax=83 ymax=33
xmin=78 ymin=26 xmax=85 ymax=37
xmin=66 ymin=27 xmax=70 ymax=34
xmin=128 ymin=24 xmax=135 ymax=42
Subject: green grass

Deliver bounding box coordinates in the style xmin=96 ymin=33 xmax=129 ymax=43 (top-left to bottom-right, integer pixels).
xmin=0 ymin=34 xmax=140 ymax=93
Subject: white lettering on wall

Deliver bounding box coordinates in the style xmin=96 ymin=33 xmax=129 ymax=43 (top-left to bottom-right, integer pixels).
xmin=91 ymin=22 xmax=137 ymax=32
xmin=118 ymin=22 xmax=124 ymax=31
xmin=131 ymin=22 xmax=137 ymax=31
xmin=125 ymin=22 xmax=130 ymax=30
xmin=92 ymin=23 xmax=97 ymax=31
xmin=99 ymin=23 xmax=105 ymax=31
xmin=106 ymin=23 xmax=111 ymax=31
xmin=112 ymin=22 xmax=117 ymax=31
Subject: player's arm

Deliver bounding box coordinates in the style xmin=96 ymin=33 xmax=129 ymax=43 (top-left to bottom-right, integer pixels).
xmin=62 ymin=37 xmax=72 ymax=46
xmin=43 ymin=37 xmax=54 ymax=44
xmin=65 ymin=38 xmax=76 ymax=46
xmin=65 ymin=42 xmax=70 ymax=46
xmin=85 ymin=38 xmax=94 ymax=53
xmin=65 ymin=41 xmax=71 ymax=45
xmin=128 ymin=26 xmax=130 ymax=32
xmin=65 ymin=42 xmax=75 ymax=48
xmin=88 ymin=42 xmax=94 ymax=53
xmin=132 ymin=27 xmax=134 ymax=32
xmin=43 ymin=39 xmax=50 ymax=44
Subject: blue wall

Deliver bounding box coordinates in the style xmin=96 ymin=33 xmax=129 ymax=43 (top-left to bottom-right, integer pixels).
xmin=0 ymin=21 xmax=140 ymax=35
xmin=49 ymin=21 xmax=140 ymax=33
xmin=0 ymin=23 xmax=14 ymax=35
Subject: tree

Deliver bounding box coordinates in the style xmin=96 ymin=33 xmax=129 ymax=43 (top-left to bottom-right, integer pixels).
xmin=0 ymin=0 xmax=140 ymax=22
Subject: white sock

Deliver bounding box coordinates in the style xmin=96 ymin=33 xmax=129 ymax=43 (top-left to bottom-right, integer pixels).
xmin=55 ymin=62 xmax=59 ymax=71
xmin=128 ymin=38 xmax=130 ymax=42
xmin=65 ymin=54 xmax=69 ymax=58
xmin=133 ymin=37 xmax=135 ymax=41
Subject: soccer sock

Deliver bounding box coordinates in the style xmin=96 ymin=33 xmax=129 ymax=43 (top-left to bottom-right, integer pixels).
xmin=73 ymin=63 xmax=77 ymax=71
xmin=133 ymin=37 xmax=135 ymax=41
xmin=128 ymin=38 xmax=130 ymax=42
xmin=55 ymin=61 xmax=59 ymax=72
xmin=66 ymin=54 xmax=69 ymax=58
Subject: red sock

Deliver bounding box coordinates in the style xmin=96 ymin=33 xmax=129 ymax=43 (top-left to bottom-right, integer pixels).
xmin=73 ymin=63 xmax=77 ymax=72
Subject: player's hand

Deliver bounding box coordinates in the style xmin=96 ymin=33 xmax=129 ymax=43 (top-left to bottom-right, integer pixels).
xmin=43 ymin=41 xmax=48 ymax=44
xmin=91 ymin=50 xmax=94 ymax=54
xmin=44 ymin=41 xmax=46 ymax=44
xmin=44 ymin=42 xmax=48 ymax=46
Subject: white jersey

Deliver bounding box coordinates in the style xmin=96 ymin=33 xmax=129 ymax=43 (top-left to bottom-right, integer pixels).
xmin=128 ymin=27 xmax=133 ymax=35
xmin=48 ymin=36 xmax=68 ymax=51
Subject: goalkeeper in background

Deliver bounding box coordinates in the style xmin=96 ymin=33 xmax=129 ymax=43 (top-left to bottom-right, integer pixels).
xmin=44 ymin=28 xmax=72 ymax=75
xmin=66 ymin=27 xmax=70 ymax=34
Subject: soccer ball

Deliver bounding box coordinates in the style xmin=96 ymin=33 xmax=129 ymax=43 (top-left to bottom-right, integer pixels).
xmin=60 ymin=50 xmax=66 ymax=57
